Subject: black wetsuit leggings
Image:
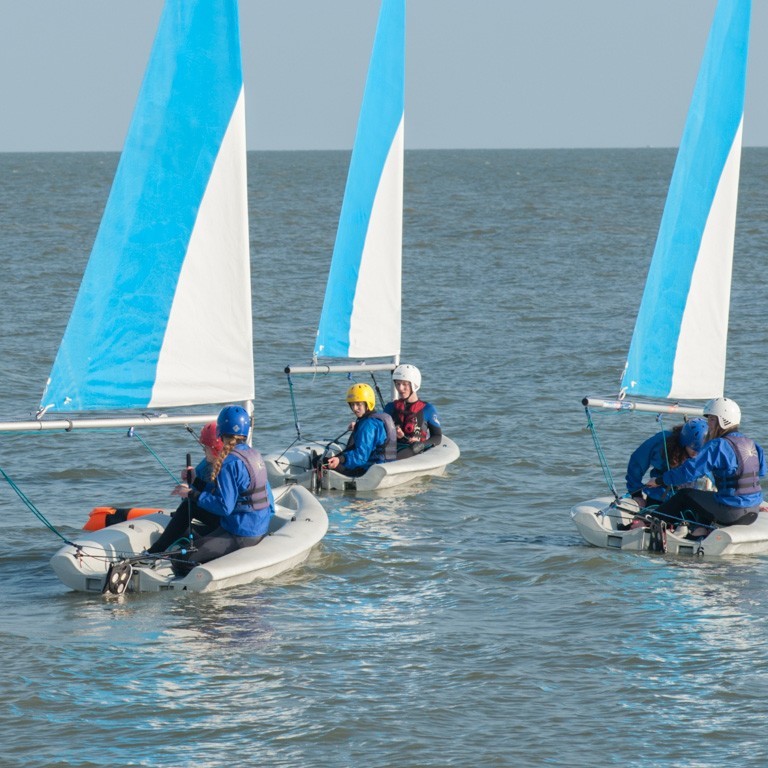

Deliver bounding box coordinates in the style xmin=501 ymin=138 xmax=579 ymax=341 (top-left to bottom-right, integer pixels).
xmin=653 ymin=488 xmax=759 ymax=528
xmin=395 ymin=433 xmax=440 ymax=459
xmin=171 ymin=528 xmax=265 ymax=577
xmin=145 ymin=499 xmax=220 ymax=554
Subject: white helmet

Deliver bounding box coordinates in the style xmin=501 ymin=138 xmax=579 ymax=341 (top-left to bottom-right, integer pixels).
xmin=392 ymin=363 xmax=421 ymax=393
xmin=704 ymin=397 xmax=741 ymax=430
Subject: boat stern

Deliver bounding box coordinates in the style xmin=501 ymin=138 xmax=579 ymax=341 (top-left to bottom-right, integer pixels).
xmin=570 ymin=496 xmax=651 ymax=551
xmin=264 ymin=446 xmax=326 ymax=489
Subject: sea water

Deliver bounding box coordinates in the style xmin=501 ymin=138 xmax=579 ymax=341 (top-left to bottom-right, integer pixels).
xmin=2 ymin=150 xmax=768 ymax=767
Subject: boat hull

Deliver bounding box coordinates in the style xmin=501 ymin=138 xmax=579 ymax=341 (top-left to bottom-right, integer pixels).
xmin=50 ymin=485 xmax=328 ymax=593
xmin=571 ymin=496 xmax=768 ymax=557
xmin=264 ymin=436 xmax=460 ymax=492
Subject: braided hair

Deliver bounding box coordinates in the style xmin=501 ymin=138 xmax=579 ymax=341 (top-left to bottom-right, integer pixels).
xmin=210 ymin=434 xmax=247 ymax=484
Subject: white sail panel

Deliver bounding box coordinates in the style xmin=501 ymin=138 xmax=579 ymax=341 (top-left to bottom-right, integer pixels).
xmin=151 ymin=91 xmax=253 ymax=407
xmin=668 ymin=122 xmax=742 ymax=399
xmin=347 ymin=118 xmax=403 ymax=358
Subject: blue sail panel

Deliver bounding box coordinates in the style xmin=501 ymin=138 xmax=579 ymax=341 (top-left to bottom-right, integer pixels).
xmin=41 ymin=0 xmax=253 ymax=412
xmin=621 ymin=0 xmax=750 ymax=401
xmin=314 ymin=0 xmax=405 ymax=360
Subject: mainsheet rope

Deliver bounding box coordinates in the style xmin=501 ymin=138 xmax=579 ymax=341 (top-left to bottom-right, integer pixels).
xmin=128 ymin=427 xmax=179 ymax=482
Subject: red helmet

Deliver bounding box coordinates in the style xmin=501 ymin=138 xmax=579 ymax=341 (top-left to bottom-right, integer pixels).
xmin=199 ymin=422 xmax=223 ymax=454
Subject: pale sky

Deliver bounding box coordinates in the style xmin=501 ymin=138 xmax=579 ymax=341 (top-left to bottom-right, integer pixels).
xmin=2 ymin=1 xmax=767 ymax=152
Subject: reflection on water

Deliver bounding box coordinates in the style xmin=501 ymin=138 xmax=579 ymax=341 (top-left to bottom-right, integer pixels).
xmin=4 ymin=151 xmax=768 ymax=766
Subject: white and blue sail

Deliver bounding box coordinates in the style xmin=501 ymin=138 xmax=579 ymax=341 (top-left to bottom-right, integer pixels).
xmin=313 ymin=0 xmax=404 ymax=362
xmin=40 ymin=0 xmax=253 ymax=413
xmin=620 ymin=0 xmax=750 ymax=402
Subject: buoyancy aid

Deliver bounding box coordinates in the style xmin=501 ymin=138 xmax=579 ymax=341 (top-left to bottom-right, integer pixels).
xmin=192 ymin=460 xmax=215 ymax=492
xmin=393 ymin=399 xmax=428 ymax=442
xmin=347 ymin=412 xmax=398 ymax=463
xmin=714 ymin=435 xmax=762 ymax=498
xmin=84 ymin=506 xmax=162 ymax=531
xmin=371 ymin=412 xmax=397 ymax=462
xmin=231 ymin=444 xmax=270 ymax=511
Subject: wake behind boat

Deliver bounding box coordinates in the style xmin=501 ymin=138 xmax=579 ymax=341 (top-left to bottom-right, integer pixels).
xmin=571 ymin=0 xmax=768 ymax=557
xmin=264 ymin=0 xmax=459 ymax=493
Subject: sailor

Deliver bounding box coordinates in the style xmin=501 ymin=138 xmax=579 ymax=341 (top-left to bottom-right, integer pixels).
xmin=145 ymin=421 xmax=225 ymax=555
xmin=325 ymin=383 xmax=397 ymax=476
xmin=647 ymin=397 xmax=766 ymax=531
xmin=625 ymin=417 xmax=709 ymax=507
xmin=169 ymin=405 xmax=275 ymax=576
xmin=383 ymin=364 xmax=443 ymax=459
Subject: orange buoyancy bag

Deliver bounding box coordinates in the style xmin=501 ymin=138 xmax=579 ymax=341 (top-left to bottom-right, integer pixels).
xmin=84 ymin=506 xmax=163 ymax=531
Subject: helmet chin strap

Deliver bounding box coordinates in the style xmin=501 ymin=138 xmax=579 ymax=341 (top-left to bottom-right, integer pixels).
xmin=400 ymin=383 xmax=417 ymax=402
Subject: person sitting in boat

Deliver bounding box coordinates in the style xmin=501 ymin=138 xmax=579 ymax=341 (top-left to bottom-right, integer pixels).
xmin=325 ymin=383 xmax=397 ymax=477
xmin=383 ymin=364 xmax=443 ymax=459
xmin=167 ymin=405 xmax=275 ymax=577
xmin=625 ymin=417 xmax=709 ymax=508
xmin=646 ymin=397 xmax=766 ymax=532
xmin=145 ymin=421 xmax=224 ymax=555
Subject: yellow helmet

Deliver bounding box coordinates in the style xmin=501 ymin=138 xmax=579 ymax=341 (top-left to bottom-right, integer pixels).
xmin=346 ymin=383 xmax=375 ymax=411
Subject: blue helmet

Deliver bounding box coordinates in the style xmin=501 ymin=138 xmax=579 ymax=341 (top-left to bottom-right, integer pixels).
xmin=680 ymin=418 xmax=708 ymax=451
xmin=217 ymin=405 xmax=250 ymax=439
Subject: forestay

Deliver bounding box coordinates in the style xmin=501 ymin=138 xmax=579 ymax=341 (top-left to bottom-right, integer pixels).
xmin=620 ymin=0 xmax=749 ymax=402
xmin=40 ymin=0 xmax=253 ymax=414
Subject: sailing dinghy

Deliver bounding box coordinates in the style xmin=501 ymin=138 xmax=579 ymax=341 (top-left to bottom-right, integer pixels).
xmin=263 ymin=0 xmax=459 ymax=492
xmin=571 ymin=0 xmax=768 ymax=556
xmin=50 ymin=484 xmax=327 ymax=594
xmin=9 ymin=0 xmax=328 ymax=592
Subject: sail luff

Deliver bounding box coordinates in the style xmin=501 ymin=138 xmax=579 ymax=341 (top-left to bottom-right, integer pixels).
xmin=313 ymin=0 xmax=405 ymax=360
xmin=620 ymin=0 xmax=750 ymax=401
xmin=41 ymin=0 xmax=253 ymax=413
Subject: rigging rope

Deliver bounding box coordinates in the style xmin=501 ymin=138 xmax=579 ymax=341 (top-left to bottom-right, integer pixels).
xmin=370 ymin=372 xmax=386 ymax=408
xmin=285 ymin=370 xmax=303 ymax=441
xmin=0 ymin=426 xmax=214 ymax=568
xmin=0 ymin=464 xmax=76 ymax=545
xmin=584 ymin=405 xmax=620 ymax=501
xmin=127 ymin=427 xmax=179 ymax=482
xmin=658 ymin=413 xmax=670 ymax=471
xmin=274 ymin=369 xmax=373 ymax=465
xmin=655 ymin=413 xmax=686 ymax=499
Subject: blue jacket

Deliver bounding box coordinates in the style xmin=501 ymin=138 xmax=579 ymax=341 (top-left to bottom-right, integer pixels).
xmin=626 ymin=430 xmax=674 ymax=502
xmin=339 ymin=413 xmax=395 ymax=472
xmin=192 ymin=458 xmax=214 ymax=491
xmin=196 ymin=447 xmax=275 ymax=537
xmin=662 ymin=431 xmax=766 ymax=509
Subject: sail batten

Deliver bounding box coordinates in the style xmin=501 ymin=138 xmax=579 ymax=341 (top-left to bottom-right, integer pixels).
xmin=621 ymin=0 xmax=750 ymax=401
xmin=41 ymin=0 xmax=253 ymax=413
xmin=314 ymin=0 xmax=405 ymax=361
